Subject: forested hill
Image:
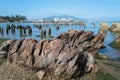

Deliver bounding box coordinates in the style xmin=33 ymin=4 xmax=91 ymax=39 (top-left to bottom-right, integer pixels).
xmin=0 ymin=15 xmax=27 ymax=22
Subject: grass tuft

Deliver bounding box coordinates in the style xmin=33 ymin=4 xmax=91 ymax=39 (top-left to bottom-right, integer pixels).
xmin=0 ymin=38 xmax=8 ymax=44
xmin=96 ymin=71 xmax=117 ymax=80
xmin=109 ymin=41 xmax=120 ymax=48
xmin=0 ymin=58 xmax=6 ymax=65
xmin=0 ymin=62 xmax=39 ymax=80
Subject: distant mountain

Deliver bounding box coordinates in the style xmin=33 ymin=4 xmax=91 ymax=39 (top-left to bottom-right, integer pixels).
xmin=42 ymin=15 xmax=87 ymax=21
xmin=93 ymin=16 xmax=120 ymax=22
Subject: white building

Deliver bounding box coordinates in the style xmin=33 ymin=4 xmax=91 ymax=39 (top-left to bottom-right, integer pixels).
xmin=54 ymin=18 xmax=60 ymax=23
xmin=68 ymin=18 xmax=74 ymax=22
xmin=38 ymin=20 xmax=44 ymax=23
xmin=60 ymin=18 xmax=67 ymax=22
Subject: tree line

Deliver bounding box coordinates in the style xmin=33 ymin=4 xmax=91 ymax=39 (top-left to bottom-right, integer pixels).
xmin=0 ymin=15 xmax=27 ymax=22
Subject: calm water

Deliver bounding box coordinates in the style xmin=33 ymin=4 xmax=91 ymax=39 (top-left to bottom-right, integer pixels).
xmin=0 ymin=22 xmax=120 ymax=59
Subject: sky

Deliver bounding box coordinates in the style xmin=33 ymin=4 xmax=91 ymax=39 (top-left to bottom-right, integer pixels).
xmin=0 ymin=0 xmax=120 ymax=19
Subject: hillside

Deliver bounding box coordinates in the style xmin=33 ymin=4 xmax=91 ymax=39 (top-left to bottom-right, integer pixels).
xmin=42 ymin=15 xmax=87 ymax=21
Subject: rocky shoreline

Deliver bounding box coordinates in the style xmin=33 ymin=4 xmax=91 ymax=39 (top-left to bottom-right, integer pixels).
xmin=109 ymin=36 xmax=120 ymax=48
xmin=0 ymin=30 xmax=105 ymax=80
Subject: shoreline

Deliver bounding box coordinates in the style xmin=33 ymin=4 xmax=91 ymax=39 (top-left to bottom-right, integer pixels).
xmin=0 ymin=33 xmax=120 ymax=80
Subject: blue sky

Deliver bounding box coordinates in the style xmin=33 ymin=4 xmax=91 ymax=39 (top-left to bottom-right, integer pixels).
xmin=0 ymin=0 xmax=120 ymax=19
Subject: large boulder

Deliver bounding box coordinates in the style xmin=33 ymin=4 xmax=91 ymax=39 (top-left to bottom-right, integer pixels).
xmin=98 ymin=22 xmax=108 ymax=37
xmin=99 ymin=22 xmax=108 ymax=32
xmin=109 ymin=36 xmax=120 ymax=48
xmin=109 ymin=23 xmax=120 ymax=32
xmin=0 ymin=30 xmax=105 ymax=80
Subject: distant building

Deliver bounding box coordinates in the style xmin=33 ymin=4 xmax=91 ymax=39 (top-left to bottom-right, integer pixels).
xmin=60 ymin=18 xmax=67 ymax=22
xmin=54 ymin=18 xmax=60 ymax=23
xmin=0 ymin=19 xmax=5 ymax=22
xmin=38 ymin=20 xmax=44 ymax=23
xmin=68 ymin=18 xmax=74 ymax=22
xmin=30 ymin=19 xmax=44 ymax=23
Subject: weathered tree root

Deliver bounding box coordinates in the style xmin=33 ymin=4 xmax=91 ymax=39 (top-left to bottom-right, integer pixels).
xmin=0 ymin=30 xmax=104 ymax=80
